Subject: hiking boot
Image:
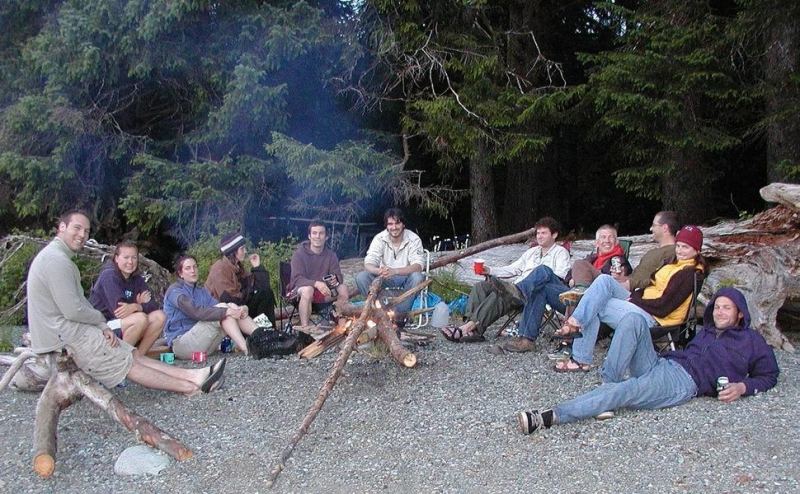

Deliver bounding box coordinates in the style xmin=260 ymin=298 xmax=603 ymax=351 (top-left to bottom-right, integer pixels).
xmin=547 ymin=342 xmax=572 ymax=361
xmin=503 ymin=337 xmax=536 ymax=353
xmin=517 ymin=409 xmax=553 ymax=434
xmin=559 ymin=286 xmax=587 ymax=306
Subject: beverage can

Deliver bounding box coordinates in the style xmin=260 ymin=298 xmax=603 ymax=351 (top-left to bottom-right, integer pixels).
xmin=716 ymin=376 xmax=729 ymax=392
xmin=192 ymin=351 xmax=207 ymax=364
xmin=611 ymin=256 xmax=622 ymax=273
xmin=220 ymin=336 xmax=233 ymax=353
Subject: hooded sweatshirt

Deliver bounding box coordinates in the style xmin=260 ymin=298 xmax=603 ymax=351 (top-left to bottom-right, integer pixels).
xmin=89 ymin=261 xmax=159 ymax=320
xmin=664 ymin=287 xmax=779 ymax=397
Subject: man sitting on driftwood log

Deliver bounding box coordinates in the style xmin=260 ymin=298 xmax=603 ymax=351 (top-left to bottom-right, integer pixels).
xmin=26 ymin=210 xmax=226 ymax=396
xmin=441 ymin=217 xmax=571 ymax=346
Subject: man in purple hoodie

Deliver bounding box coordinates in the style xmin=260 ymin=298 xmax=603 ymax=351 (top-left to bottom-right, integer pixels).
xmin=517 ymin=287 xmax=779 ymax=433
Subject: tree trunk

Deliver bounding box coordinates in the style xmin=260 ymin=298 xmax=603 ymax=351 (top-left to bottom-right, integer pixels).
xmin=662 ymin=150 xmax=712 ymax=224
xmin=469 ymin=140 xmax=498 ymax=243
xmin=765 ymin=15 xmax=800 ymax=183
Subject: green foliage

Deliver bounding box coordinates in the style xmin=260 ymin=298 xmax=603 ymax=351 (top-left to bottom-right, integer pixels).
xmin=580 ymin=1 xmax=749 ymax=202
xmin=429 ymin=268 xmax=470 ymax=304
xmin=0 ymin=241 xmax=39 ymax=326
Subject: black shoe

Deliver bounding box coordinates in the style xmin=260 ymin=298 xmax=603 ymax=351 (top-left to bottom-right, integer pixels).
xmin=517 ymin=410 xmax=545 ymax=435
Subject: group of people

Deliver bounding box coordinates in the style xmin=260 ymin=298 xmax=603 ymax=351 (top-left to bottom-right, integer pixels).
xmin=26 ymin=208 xmax=778 ymax=430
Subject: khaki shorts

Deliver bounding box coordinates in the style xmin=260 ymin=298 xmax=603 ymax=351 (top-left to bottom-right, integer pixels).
xmin=171 ymin=321 xmax=224 ymax=360
xmin=65 ymin=326 xmax=134 ymax=388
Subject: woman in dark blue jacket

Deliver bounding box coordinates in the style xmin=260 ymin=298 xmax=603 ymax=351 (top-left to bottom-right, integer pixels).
xmin=517 ymin=287 xmax=779 ymax=433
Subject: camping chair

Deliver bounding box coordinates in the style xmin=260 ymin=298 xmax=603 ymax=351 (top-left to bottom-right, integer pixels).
xmin=278 ymin=261 xmax=334 ymax=331
xmin=495 ymin=241 xmax=573 ymax=337
xmin=649 ymin=271 xmax=703 ymax=352
xmin=383 ymin=249 xmax=431 ymax=329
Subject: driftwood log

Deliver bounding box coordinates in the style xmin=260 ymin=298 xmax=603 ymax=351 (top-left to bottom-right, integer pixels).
xmin=417 ymin=182 xmax=800 ymax=351
xmin=0 ymin=352 xmax=192 ymax=478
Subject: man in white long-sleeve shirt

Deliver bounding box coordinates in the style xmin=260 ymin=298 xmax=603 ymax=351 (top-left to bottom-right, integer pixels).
xmin=26 ymin=210 xmax=225 ymax=395
xmin=441 ymin=217 xmax=570 ymax=349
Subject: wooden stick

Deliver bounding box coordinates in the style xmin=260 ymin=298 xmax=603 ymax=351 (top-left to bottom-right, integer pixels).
xmin=266 ymin=276 xmax=384 ymax=488
xmin=33 ymin=354 xmax=76 ymax=478
xmin=0 ymin=350 xmax=36 ymax=393
xmin=382 ymin=279 xmax=432 ymax=308
xmin=428 ymin=227 xmax=537 ymax=270
xmin=376 ymin=321 xmax=417 ymax=368
xmin=71 ymin=372 xmax=193 ymax=461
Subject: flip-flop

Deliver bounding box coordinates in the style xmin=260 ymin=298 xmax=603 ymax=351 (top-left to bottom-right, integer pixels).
xmin=440 ymin=326 xmax=463 ymax=342
xmin=554 ymin=358 xmax=592 ymax=373
xmin=201 ymin=358 xmax=227 ymax=393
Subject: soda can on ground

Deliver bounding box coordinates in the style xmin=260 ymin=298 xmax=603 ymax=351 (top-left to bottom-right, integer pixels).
xmin=191 ymin=351 xmax=207 ymax=364
xmin=220 ymin=336 xmax=233 ymax=353
xmin=716 ymin=376 xmax=729 ymax=392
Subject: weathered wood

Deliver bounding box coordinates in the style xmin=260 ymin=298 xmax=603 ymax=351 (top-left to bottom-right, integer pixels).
xmin=267 ymin=276 xmax=384 ymax=488
xmin=428 ymin=227 xmax=537 ymax=270
xmin=33 ymin=354 xmax=73 ymax=478
xmin=376 ymin=321 xmax=417 ymax=368
xmin=381 ymin=279 xmax=432 ymax=308
xmin=71 ymin=372 xmax=193 ymax=461
xmin=0 ymin=350 xmax=36 ymax=392
xmin=7 ymin=353 xmax=194 ymax=477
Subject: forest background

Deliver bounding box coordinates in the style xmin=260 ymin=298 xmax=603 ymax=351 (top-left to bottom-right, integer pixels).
xmin=1 ymin=0 xmax=799 ymax=263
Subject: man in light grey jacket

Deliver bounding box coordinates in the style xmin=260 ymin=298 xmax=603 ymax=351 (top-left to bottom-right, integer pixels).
xmin=27 ymin=210 xmax=225 ymax=395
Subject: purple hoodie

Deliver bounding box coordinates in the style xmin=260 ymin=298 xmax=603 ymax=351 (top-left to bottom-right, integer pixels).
xmin=664 ymin=287 xmax=779 ymax=397
xmin=89 ymin=262 xmax=159 ymax=320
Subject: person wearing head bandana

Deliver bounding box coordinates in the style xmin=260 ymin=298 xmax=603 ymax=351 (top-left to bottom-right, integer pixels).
xmin=205 ymin=231 xmax=276 ymax=328
xmin=517 ymin=287 xmax=779 ymax=434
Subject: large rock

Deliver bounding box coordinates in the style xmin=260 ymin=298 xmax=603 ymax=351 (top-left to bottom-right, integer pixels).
xmin=114 ymin=445 xmax=171 ymax=476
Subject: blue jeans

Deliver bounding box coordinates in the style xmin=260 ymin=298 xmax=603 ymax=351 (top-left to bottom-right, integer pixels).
xmin=570 ymin=274 xmax=657 ymax=365
xmin=554 ymin=312 xmax=697 ymax=424
xmin=355 ymin=271 xmax=425 ymax=313
xmin=514 ymin=266 xmax=568 ymax=340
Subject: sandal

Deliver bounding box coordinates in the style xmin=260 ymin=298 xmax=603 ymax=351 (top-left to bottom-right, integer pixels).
xmin=440 ymin=325 xmax=485 ymax=343
xmin=554 ymin=358 xmax=592 ymax=373
xmin=552 ymin=320 xmax=583 ymax=340
xmin=440 ymin=325 xmax=463 ymax=342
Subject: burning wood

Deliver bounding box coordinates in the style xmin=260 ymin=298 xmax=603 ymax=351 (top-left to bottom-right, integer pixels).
xmin=299 ymin=279 xmax=430 ymax=368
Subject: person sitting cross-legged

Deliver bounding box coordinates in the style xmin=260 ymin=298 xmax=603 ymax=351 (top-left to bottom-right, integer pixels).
xmin=517 ymin=287 xmax=779 ymax=434
xmin=89 ymin=240 xmax=166 ymax=357
xmin=441 ymin=216 xmax=570 ymax=346
xmin=164 ymin=255 xmax=257 ymax=359
xmin=27 ymin=210 xmax=225 ymax=396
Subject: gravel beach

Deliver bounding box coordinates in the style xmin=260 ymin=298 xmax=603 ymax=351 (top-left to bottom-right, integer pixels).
xmin=1 ymin=325 xmax=798 ymax=493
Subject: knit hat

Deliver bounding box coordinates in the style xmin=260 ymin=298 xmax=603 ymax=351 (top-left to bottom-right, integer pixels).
xmin=675 ymin=225 xmax=703 ymax=252
xmin=220 ymin=232 xmax=246 ymax=256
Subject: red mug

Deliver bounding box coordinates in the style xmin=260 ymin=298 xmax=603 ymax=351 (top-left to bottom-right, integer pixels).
xmin=191 ymin=351 xmax=207 ymax=364
xmin=473 ymin=259 xmax=486 ymax=275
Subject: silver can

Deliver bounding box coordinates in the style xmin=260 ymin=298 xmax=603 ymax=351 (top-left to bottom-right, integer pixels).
xmin=611 ymin=256 xmax=622 ymax=273
xmin=716 ymin=376 xmax=729 ymax=392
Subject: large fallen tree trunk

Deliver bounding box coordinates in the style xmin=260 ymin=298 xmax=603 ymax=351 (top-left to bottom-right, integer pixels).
xmin=419 ymin=183 xmax=800 ymax=351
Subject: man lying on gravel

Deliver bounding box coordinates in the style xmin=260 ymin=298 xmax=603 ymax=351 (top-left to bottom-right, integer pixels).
xmin=26 ymin=210 xmax=226 ymax=396
xmin=517 ymin=287 xmax=779 ymax=434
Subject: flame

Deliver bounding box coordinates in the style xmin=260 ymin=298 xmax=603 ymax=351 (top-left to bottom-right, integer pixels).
xmin=345 ymin=319 xmax=353 ymax=328
xmin=367 ymin=320 xmax=376 ymax=328
xmin=375 ymin=300 xmax=382 ymax=309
